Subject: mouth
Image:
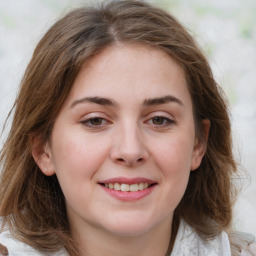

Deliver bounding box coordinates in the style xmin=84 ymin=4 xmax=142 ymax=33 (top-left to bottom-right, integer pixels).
xmin=99 ymin=182 xmax=156 ymax=192
xmin=98 ymin=177 xmax=157 ymax=201
xmin=98 ymin=177 xmax=158 ymax=202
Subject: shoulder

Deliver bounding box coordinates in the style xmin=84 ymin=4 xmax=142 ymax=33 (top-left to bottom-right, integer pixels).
xmin=171 ymin=220 xmax=256 ymax=256
xmin=0 ymin=224 xmax=68 ymax=256
xmin=228 ymin=231 xmax=256 ymax=256
xmin=171 ymin=219 xmax=232 ymax=256
xmin=0 ymin=227 xmax=40 ymax=255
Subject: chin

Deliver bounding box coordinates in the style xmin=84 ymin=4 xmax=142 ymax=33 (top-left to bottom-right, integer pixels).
xmin=102 ymin=214 xmax=160 ymax=237
xmin=108 ymin=224 xmax=152 ymax=237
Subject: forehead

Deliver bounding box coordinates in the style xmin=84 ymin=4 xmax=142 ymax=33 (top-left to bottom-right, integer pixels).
xmin=65 ymin=43 xmax=191 ymax=109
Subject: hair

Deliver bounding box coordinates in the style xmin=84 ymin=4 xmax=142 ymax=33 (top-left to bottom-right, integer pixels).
xmin=0 ymin=0 xmax=247 ymax=255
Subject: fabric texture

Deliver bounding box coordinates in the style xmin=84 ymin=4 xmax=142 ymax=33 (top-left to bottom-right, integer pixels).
xmin=241 ymin=242 xmax=256 ymax=256
xmin=0 ymin=228 xmax=68 ymax=256
xmin=171 ymin=219 xmax=231 ymax=256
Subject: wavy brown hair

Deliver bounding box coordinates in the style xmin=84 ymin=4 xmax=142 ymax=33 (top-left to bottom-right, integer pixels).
xmin=0 ymin=0 xmax=240 ymax=255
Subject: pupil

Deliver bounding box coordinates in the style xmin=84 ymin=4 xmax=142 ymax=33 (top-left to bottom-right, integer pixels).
xmin=91 ymin=118 xmax=102 ymax=125
xmin=153 ymin=117 xmax=163 ymax=125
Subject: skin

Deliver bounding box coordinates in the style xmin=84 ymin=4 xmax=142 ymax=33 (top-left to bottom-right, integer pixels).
xmin=33 ymin=44 xmax=209 ymax=256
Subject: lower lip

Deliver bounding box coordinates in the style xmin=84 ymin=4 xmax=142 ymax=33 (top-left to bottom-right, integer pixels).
xmin=101 ymin=185 xmax=156 ymax=202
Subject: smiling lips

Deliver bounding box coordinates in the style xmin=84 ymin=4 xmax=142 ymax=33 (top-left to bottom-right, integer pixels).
xmin=99 ymin=177 xmax=157 ymax=201
xmin=104 ymin=182 xmax=149 ymax=192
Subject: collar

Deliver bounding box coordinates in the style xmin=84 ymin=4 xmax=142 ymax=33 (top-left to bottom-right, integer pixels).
xmin=170 ymin=220 xmax=231 ymax=256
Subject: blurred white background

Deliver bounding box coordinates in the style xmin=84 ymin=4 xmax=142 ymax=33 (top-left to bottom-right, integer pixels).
xmin=0 ymin=0 xmax=255 ymax=234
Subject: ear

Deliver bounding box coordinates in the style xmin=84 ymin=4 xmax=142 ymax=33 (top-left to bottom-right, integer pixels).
xmin=30 ymin=135 xmax=55 ymax=176
xmin=190 ymin=119 xmax=211 ymax=171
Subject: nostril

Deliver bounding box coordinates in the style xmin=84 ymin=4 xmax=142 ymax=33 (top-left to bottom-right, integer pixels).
xmin=117 ymin=158 xmax=125 ymax=162
xmin=114 ymin=156 xmax=145 ymax=165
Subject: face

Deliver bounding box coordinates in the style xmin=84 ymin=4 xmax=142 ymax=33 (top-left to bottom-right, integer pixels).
xmin=35 ymin=44 xmax=207 ymax=239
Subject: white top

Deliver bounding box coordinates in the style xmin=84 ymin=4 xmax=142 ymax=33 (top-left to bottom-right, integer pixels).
xmin=171 ymin=219 xmax=231 ymax=256
xmin=0 ymin=228 xmax=68 ymax=256
xmin=0 ymin=220 xmax=255 ymax=255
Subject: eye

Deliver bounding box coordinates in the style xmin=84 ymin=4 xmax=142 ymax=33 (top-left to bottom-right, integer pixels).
xmin=152 ymin=116 xmax=167 ymax=125
xmin=81 ymin=117 xmax=108 ymax=128
xmin=147 ymin=115 xmax=175 ymax=127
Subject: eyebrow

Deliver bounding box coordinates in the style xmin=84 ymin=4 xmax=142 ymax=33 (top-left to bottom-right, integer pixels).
xmin=70 ymin=96 xmax=116 ymax=108
xmin=143 ymin=95 xmax=184 ymax=106
xmin=70 ymin=95 xmax=184 ymax=109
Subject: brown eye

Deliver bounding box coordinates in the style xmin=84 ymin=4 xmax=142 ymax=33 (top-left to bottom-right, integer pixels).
xmin=152 ymin=117 xmax=165 ymax=125
xmin=81 ymin=117 xmax=107 ymax=128
xmin=89 ymin=118 xmax=104 ymax=126
xmin=148 ymin=116 xmax=175 ymax=127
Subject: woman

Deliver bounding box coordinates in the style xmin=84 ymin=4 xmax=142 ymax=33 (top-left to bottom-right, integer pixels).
xmin=0 ymin=0 xmax=255 ymax=255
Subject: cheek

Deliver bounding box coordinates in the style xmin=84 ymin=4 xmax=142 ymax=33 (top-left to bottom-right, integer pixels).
xmin=152 ymin=133 xmax=195 ymax=174
xmin=50 ymin=130 xmax=110 ymax=182
xmin=150 ymin=133 xmax=194 ymax=205
xmin=159 ymin=145 xmax=191 ymax=190
xmin=50 ymin=133 xmax=111 ymax=208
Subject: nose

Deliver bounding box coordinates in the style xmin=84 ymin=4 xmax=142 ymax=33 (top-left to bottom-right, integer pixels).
xmin=110 ymin=124 xmax=149 ymax=167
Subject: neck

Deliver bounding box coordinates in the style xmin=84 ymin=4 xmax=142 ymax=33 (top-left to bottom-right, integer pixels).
xmin=70 ymin=217 xmax=172 ymax=256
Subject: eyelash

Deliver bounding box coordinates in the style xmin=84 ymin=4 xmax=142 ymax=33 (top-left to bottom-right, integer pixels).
xmin=146 ymin=116 xmax=175 ymax=127
xmin=80 ymin=117 xmax=109 ymax=129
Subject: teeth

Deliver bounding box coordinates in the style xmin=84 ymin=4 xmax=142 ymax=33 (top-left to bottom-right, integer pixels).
xmin=144 ymin=182 xmax=148 ymax=189
xmin=120 ymin=184 xmax=130 ymax=192
xmin=130 ymin=184 xmax=139 ymax=192
xmin=114 ymin=183 xmax=121 ymax=191
xmin=138 ymin=183 xmax=144 ymax=191
xmin=105 ymin=182 xmax=149 ymax=192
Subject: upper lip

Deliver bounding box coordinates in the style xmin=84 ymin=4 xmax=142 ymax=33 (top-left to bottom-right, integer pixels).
xmin=98 ymin=177 xmax=157 ymax=186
